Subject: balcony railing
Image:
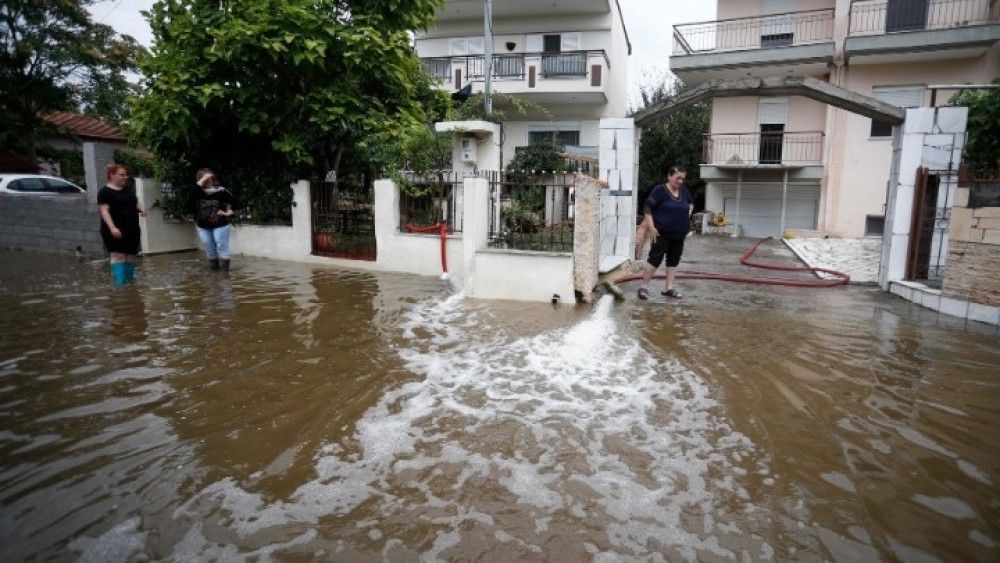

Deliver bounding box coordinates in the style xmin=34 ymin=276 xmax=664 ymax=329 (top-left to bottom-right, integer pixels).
xmin=703 ymin=132 xmax=824 ymax=166
xmin=849 ymin=0 xmax=1000 ymax=36
xmin=672 ymin=8 xmax=834 ymax=55
xmin=422 ymin=50 xmax=609 ymax=84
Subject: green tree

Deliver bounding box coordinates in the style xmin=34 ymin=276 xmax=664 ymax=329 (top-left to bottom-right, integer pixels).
xmin=950 ymin=78 xmax=1000 ymax=176
xmin=75 ymin=71 xmax=139 ymax=123
xmin=0 ymin=0 xmax=142 ymax=158
xmin=633 ymin=79 xmax=710 ymax=209
xmin=129 ymin=0 xmax=444 ymax=188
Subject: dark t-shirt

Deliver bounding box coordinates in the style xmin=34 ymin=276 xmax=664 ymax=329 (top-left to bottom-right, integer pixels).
xmin=644 ymin=184 xmax=693 ymax=236
xmin=194 ymin=186 xmax=237 ymax=229
xmin=97 ymin=185 xmax=141 ymax=254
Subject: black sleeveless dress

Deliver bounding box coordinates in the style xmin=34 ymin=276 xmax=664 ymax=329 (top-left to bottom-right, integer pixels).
xmin=97 ymin=185 xmax=141 ymax=254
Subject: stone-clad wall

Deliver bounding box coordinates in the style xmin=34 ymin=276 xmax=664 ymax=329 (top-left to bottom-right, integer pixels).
xmin=943 ymin=188 xmax=1000 ymax=307
xmin=0 ymin=196 xmax=104 ymax=256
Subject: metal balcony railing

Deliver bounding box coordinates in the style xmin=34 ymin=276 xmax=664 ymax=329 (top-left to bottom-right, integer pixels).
xmin=421 ymin=50 xmax=609 ymax=83
xmin=672 ymin=8 xmax=834 ymax=55
xmin=849 ymin=0 xmax=1000 ymax=36
xmin=703 ymin=132 xmax=824 ymax=166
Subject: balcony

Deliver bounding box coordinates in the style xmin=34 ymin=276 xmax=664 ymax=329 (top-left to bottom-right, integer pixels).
xmin=846 ymin=0 xmax=1000 ymax=62
xmin=421 ymin=50 xmax=610 ymax=104
xmin=703 ymin=132 xmax=824 ymax=167
xmin=670 ymin=9 xmax=835 ymax=84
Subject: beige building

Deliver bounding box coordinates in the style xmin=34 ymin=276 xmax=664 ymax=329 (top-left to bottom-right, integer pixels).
xmin=670 ymin=0 xmax=1000 ymax=238
xmin=413 ymin=0 xmax=632 ymax=168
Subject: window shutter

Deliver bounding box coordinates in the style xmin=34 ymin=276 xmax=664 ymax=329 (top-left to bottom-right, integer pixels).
xmin=561 ymin=32 xmax=581 ymax=51
xmin=526 ymin=34 xmax=543 ymax=53
xmin=758 ymin=97 xmax=789 ymax=125
xmin=872 ymin=86 xmax=924 ymax=108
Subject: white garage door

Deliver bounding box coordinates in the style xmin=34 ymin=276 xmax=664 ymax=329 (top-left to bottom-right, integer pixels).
xmin=721 ymin=183 xmax=819 ymax=237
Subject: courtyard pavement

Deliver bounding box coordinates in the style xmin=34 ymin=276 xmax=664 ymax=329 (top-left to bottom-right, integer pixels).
xmin=783 ymin=236 xmax=882 ymax=285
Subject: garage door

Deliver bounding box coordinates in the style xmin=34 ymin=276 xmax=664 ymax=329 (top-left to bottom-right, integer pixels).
xmin=721 ymin=183 xmax=819 ymax=237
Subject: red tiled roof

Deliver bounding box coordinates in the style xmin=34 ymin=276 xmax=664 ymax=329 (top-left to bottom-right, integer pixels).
xmin=44 ymin=111 xmax=127 ymax=142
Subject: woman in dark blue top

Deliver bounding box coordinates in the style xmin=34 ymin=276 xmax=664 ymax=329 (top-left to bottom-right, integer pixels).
xmin=637 ymin=164 xmax=693 ymax=300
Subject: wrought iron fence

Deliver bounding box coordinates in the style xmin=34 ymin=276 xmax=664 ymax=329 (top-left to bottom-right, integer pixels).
xmin=672 ymin=8 xmax=834 ymax=54
xmin=311 ymin=181 xmax=376 ymax=260
xmin=398 ymin=171 xmax=464 ymax=233
xmin=486 ymin=171 xmax=575 ymax=253
xmin=848 ymin=0 xmax=998 ymax=36
xmin=702 ymin=132 xmax=824 ymax=165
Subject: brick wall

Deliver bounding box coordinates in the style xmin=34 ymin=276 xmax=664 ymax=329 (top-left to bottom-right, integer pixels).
xmin=943 ymin=188 xmax=1000 ymax=306
xmin=0 ymin=196 xmax=104 ymax=257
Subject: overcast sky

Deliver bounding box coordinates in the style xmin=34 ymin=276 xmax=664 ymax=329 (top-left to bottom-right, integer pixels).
xmin=87 ymin=0 xmax=716 ymax=107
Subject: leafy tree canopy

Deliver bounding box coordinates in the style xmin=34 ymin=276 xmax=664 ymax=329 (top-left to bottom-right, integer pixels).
xmin=129 ymin=0 xmax=444 ymax=188
xmin=633 ymin=78 xmax=709 ymax=209
xmin=950 ymin=78 xmax=1000 ymax=176
xmin=0 ymin=0 xmax=142 ymax=157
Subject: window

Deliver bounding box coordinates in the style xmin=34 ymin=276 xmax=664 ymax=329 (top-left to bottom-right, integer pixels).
xmin=871 ymin=86 xmax=923 ymax=137
xmin=528 ymin=130 xmax=580 ymax=148
xmin=9 ymin=178 xmax=46 ymax=192
xmin=543 ymin=35 xmax=561 ymax=53
xmin=865 ymin=215 xmax=885 ymax=236
xmin=43 ymin=178 xmax=82 ymax=193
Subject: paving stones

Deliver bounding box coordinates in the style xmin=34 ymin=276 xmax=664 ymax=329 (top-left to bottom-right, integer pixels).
xmin=783 ymin=237 xmax=881 ymax=285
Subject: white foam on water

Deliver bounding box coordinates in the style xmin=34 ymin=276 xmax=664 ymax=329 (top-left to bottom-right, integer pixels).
xmin=171 ymin=294 xmax=770 ymax=559
xmin=68 ymin=517 xmax=148 ymax=563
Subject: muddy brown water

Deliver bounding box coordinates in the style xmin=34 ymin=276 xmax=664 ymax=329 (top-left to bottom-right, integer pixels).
xmin=0 ymin=243 xmax=997 ymax=561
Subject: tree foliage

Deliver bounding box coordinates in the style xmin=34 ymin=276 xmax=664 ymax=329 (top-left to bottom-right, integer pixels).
xmin=129 ymin=0 xmax=444 ymax=190
xmin=950 ymin=78 xmax=1000 ymax=176
xmin=0 ymin=0 xmax=142 ymax=157
xmin=634 ymin=78 xmax=710 ymax=209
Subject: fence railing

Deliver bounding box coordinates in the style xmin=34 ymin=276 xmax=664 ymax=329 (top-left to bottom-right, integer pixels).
xmin=849 ymin=0 xmax=999 ymax=36
xmin=672 ymin=8 xmax=834 ymax=54
xmin=421 ymin=50 xmax=609 ymax=83
xmin=703 ymin=132 xmax=825 ymax=165
xmin=312 ymin=181 xmax=376 ymax=260
xmin=398 ymin=171 xmax=464 ymax=233
xmin=486 ymin=171 xmax=575 ymax=253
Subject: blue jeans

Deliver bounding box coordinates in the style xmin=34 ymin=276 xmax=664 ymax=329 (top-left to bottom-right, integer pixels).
xmin=197 ymin=225 xmax=231 ymax=259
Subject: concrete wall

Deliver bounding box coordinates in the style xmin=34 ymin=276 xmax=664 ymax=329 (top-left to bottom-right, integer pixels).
xmin=0 ymin=194 xmax=103 ymax=256
xmin=229 ymin=180 xmax=312 ymax=261
xmin=372 ymin=174 xmax=579 ymax=304
xmin=374 ymin=178 xmax=466 ymax=278
xmin=135 ymin=178 xmax=198 ymax=254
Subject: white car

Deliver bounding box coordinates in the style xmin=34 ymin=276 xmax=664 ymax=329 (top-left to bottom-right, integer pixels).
xmin=0 ymin=174 xmax=86 ymax=195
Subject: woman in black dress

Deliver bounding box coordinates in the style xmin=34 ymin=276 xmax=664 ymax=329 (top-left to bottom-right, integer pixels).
xmin=97 ymin=164 xmax=146 ymax=285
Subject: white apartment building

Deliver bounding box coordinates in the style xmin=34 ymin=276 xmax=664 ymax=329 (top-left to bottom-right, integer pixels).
xmin=413 ymin=0 xmax=632 ymax=168
xmin=671 ymin=0 xmax=1000 ymax=238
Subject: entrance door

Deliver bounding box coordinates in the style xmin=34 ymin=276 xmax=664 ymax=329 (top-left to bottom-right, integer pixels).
xmin=906 ymin=167 xmax=941 ymax=282
xmin=886 ymin=0 xmax=928 ymax=32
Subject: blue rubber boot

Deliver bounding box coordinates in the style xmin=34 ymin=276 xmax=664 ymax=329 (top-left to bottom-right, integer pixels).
xmin=123 ymin=262 xmax=136 ymax=283
xmin=110 ymin=262 xmax=128 ymax=286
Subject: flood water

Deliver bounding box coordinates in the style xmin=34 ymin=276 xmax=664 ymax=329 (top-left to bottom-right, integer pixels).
xmin=0 ymin=246 xmax=997 ymax=561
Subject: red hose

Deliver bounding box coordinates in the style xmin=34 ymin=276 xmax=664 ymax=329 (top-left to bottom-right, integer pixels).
xmin=405 ymin=223 xmax=448 ymax=276
xmin=615 ymin=237 xmax=850 ymax=287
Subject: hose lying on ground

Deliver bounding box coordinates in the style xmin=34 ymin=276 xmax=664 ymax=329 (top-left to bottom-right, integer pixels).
xmin=615 ymin=237 xmax=850 ymax=287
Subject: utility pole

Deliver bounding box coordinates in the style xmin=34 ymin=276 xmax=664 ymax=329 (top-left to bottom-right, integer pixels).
xmin=483 ymin=0 xmax=493 ymax=116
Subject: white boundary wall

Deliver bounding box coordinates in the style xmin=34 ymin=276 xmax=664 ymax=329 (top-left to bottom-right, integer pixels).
xmin=373 ymin=176 xmax=577 ymax=303
xmin=135 ymin=178 xmax=198 ymax=254
xmin=230 ymin=180 xmax=313 ymax=260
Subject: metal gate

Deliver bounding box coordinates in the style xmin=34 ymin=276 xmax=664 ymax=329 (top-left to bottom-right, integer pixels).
xmin=311 ymin=180 xmax=376 ymax=260
xmin=906 ymin=166 xmax=953 ymax=285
